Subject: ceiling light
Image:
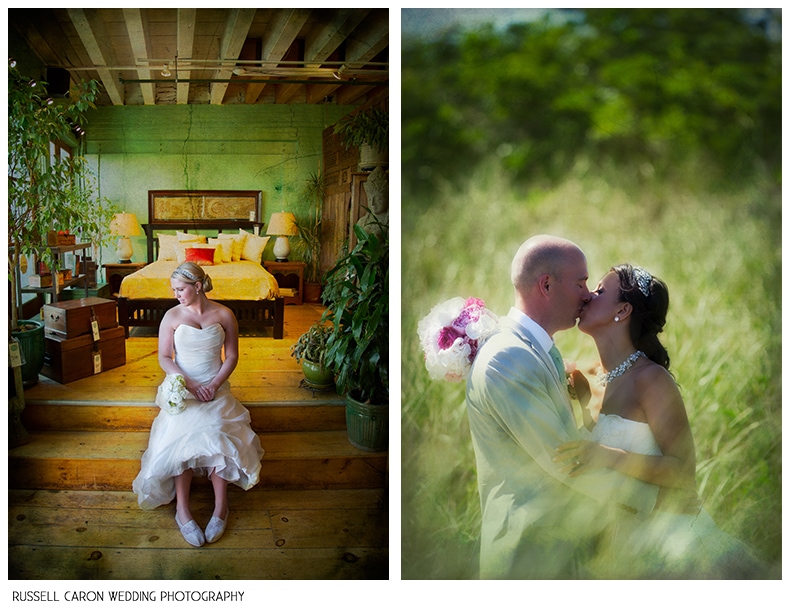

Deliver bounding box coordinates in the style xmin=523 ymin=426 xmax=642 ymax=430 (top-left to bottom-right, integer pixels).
xmin=161 ymin=64 xmax=171 ymax=78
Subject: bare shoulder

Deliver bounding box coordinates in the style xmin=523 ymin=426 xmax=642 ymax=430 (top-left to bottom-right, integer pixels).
xmin=212 ymin=301 xmax=238 ymax=330
xmin=633 ymin=360 xmax=686 ymax=417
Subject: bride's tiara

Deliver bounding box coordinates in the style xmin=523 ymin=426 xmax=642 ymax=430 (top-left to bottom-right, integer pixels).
xmin=633 ymin=267 xmax=652 ymax=298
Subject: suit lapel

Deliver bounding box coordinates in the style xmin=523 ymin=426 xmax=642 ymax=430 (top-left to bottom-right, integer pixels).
xmin=500 ymin=317 xmax=575 ymax=422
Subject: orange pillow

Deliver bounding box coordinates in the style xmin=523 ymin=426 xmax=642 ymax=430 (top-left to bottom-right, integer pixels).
xmin=185 ymin=247 xmax=215 ymax=266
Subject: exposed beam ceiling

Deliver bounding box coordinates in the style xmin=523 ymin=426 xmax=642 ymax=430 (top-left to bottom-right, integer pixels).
xmin=9 ymin=8 xmax=389 ymax=107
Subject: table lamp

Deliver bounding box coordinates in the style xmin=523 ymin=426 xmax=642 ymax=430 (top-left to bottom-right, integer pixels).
xmin=109 ymin=212 xmax=142 ymax=263
xmin=266 ymin=211 xmax=298 ymax=261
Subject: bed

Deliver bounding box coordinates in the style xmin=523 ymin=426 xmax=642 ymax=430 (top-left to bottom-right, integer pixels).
xmin=115 ymin=190 xmax=285 ymax=339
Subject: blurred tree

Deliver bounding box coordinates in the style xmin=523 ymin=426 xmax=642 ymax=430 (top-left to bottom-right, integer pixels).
xmin=402 ymin=8 xmax=781 ymax=198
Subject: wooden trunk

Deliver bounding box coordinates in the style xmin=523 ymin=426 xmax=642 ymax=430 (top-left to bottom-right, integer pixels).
xmin=42 ymin=297 xmax=118 ymax=339
xmin=42 ymin=325 xmax=126 ymax=384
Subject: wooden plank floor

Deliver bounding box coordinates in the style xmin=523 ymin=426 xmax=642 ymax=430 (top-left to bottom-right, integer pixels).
xmin=9 ymin=303 xmax=390 ymax=580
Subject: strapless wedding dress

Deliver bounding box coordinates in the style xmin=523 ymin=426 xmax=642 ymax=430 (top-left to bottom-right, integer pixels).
xmin=589 ymin=413 xmax=764 ymax=579
xmin=132 ymin=323 xmax=264 ymax=509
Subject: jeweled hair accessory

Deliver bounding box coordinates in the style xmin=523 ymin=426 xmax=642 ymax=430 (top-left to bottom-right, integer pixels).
xmin=633 ymin=267 xmax=652 ymax=297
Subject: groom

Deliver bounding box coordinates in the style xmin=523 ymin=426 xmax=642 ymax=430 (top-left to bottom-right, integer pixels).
xmin=466 ymin=235 xmax=658 ymax=579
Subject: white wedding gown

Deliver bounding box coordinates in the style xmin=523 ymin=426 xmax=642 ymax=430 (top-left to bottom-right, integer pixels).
xmin=588 ymin=413 xmax=764 ymax=579
xmin=132 ymin=323 xmax=264 ymax=509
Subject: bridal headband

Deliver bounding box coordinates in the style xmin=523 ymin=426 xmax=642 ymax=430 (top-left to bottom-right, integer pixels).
xmin=633 ymin=267 xmax=652 ymax=298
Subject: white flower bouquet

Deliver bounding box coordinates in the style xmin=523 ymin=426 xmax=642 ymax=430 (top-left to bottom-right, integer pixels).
xmin=155 ymin=373 xmax=190 ymax=414
xmin=417 ymin=297 xmax=499 ymax=382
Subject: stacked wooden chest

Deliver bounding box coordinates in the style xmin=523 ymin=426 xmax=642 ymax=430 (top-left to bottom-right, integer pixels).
xmin=41 ymin=297 xmax=126 ymax=384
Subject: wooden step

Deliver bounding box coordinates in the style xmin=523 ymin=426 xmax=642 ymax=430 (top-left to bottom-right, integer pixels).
xmin=21 ymin=398 xmax=347 ymax=433
xmin=9 ymin=430 xmax=388 ymax=491
xmin=9 ymin=487 xmax=388 ymax=580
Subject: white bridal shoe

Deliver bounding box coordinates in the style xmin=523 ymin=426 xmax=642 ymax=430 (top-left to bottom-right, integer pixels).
xmin=175 ymin=514 xmax=205 ymax=547
xmin=205 ymin=510 xmax=229 ymax=543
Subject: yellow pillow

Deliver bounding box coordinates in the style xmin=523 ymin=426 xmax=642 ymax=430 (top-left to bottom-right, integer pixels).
xmin=177 ymin=232 xmax=207 ymax=244
xmin=217 ymin=233 xmax=247 ymax=261
xmin=239 ymin=229 xmax=269 ymax=263
xmin=208 ymin=238 xmax=232 ymax=263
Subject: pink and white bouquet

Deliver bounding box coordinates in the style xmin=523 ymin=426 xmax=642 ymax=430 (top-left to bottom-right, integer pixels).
xmin=417 ymin=297 xmax=499 ymax=382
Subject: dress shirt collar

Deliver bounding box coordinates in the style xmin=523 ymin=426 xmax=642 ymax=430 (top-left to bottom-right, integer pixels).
xmin=507 ymin=307 xmax=554 ymax=354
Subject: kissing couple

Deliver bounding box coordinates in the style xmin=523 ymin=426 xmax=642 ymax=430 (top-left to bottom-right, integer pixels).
xmin=463 ymin=234 xmax=765 ymax=579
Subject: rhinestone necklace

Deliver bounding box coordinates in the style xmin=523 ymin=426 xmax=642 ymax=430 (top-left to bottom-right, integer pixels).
xmin=598 ymin=350 xmax=646 ymax=386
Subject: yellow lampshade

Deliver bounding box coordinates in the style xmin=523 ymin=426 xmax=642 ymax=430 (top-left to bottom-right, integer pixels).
xmin=266 ymin=212 xmax=298 ymax=236
xmin=109 ymin=212 xmax=142 ymax=237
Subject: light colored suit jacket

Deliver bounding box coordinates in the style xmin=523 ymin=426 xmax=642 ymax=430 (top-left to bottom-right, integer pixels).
xmin=466 ymin=316 xmax=658 ymax=578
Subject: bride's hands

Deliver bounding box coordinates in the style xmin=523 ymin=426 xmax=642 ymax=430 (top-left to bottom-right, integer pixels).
xmin=193 ymin=384 xmax=216 ymax=402
xmin=184 ymin=378 xmax=215 ymax=402
xmin=553 ymin=440 xmax=617 ymax=477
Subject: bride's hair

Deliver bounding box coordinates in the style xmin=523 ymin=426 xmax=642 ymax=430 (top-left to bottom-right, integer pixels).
xmin=612 ymin=264 xmax=670 ymax=370
xmin=172 ymin=262 xmax=214 ymax=293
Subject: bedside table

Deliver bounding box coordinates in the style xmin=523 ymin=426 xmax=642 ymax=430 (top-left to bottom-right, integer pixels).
xmin=104 ymin=262 xmax=147 ymax=298
xmin=264 ymin=261 xmax=305 ymax=306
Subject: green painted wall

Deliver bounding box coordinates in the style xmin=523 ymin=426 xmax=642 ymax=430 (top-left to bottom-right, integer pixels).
xmin=84 ymin=103 xmax=350 ymax=264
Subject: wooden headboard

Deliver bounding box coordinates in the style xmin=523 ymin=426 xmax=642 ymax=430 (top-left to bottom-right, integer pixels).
xmin=143 ymin=190 xmax=264 ymax=263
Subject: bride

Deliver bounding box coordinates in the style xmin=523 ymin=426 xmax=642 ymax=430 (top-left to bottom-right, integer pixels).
xmin=133 ymin=262 xmax=264 ymax=547
xmin=554 ymin=264 xmax=765 ymax=579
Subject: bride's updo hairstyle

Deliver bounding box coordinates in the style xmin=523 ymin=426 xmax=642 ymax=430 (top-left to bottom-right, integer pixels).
xmin=612 ymin=264 xmax=670 ymax=370
xmin=172 ymin=261 xmax=213 ymax=294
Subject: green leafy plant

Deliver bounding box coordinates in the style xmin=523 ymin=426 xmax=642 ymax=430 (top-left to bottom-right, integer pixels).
xmin=320 ymin=223 xmax=389 ymax=404
xmin=8 ymin=59 xmax=112 ymax=330
xmin=292 ymin=171 xmax=324 ymax=284
xmin=333 ymin=106 xmax=389 ymax=151
xmin=290 ymin=322 xmax=332 ymax=367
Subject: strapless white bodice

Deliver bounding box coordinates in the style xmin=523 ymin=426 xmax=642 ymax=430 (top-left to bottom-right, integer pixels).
xmin=591 ymin=413 xmax=662 ymax=456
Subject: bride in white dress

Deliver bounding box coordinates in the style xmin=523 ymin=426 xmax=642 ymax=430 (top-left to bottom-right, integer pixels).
xmin=554 ymin=264 xmax=765 ymax=579
xmin=132 ymin=262 xmax=264 ymax=547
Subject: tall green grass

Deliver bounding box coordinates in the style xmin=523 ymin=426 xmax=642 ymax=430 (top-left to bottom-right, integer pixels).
xmin=401 ymin=160 xmax=781 ymax=579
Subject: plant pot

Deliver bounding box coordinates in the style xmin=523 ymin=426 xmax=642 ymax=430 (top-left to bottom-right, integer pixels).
xmin=344 ymin=392 xmax=388 ymax=452
xmin=303 ymin=282 xmax=322 ymax=304
xmin=12 ymin=320 xmax=46 ymax=387
xmin=301 ymin=359 xmax=334 ymax=389
xmin=359 ymin=143 xmax=388 ymax=171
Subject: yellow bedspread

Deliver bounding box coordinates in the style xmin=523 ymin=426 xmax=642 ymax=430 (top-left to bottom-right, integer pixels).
xmin=118 ymin=260 xmax=280 ymax=300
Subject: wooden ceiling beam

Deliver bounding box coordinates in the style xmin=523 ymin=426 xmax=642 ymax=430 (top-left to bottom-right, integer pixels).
xmin=210 ymin=8 xmax=256 ymax=105
xmin=176 ymin=8 xmax=196 ymax=105
xmin=345 ymin=10 xmax=389 ymax=65
xmin=66 ymin=8 xmax=125 ymax=105
xmin=122 ymin=9 xmax=155 ymax=105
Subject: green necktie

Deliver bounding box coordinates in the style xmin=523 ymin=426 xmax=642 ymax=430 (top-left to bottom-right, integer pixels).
xmin=548 ymin=344 xmax=565 ymax=381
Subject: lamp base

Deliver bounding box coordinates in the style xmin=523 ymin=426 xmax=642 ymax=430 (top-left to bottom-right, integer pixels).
xmin=272 ymin=235 xmax=291 ymax=262
xmin=118 ymin=259 xmax=132 ymax=264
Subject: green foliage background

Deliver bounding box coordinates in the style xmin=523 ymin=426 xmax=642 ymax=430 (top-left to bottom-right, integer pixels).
xmin=401 ymin=9 xmax=781 ymax=579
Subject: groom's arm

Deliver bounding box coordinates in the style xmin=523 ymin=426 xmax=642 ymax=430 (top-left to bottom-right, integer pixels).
xmin=481 ymin=351 xmax=658 ymax=517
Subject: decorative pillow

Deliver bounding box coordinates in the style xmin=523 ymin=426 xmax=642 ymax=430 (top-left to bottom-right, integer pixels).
xmin=208 ymin=238 xmax=232 ymax=263
xmin=177 ymin=232 xmax=207 ymax=244
xmin=185 ymin=247 xmax=216 ymax=266
xmin=156 ymin=233 xmax=179 ymax=261
xmin=217 ymin=232 xmax=247 ymax=261
xmin=239 ymin=229 xmax=269 ymax=263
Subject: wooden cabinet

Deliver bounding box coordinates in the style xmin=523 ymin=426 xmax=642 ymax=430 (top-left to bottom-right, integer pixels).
xmin=264 ymin=261 xmax=305 ymax=306
xmin=103 ymin=262 xmax=147 ymax=298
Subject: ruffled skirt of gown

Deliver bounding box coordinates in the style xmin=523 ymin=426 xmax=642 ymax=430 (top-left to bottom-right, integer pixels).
xmin=132 ymin=323 xmax=264 ymax=510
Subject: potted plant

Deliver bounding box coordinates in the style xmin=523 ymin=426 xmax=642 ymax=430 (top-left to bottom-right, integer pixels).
xmin=320 ymin=222 xmax=388 ymax=452
xmin=290 ymin=322 xmax=334 ymax=389
xmin=292 ymin=171 xmax=324 ymax=302
xmin=8 ymin=59 xmax=105 ymax=385
xmin=333 ymin=106 xmax=388 ymax=171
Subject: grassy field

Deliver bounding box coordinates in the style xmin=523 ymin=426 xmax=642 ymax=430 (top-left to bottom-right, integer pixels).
xmin=400 ymin=160 xmax=781 ymax=579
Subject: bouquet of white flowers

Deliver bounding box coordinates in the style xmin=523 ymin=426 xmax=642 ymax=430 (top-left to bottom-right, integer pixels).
xmin=155 ymin=373 xmax=190 ymax=414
